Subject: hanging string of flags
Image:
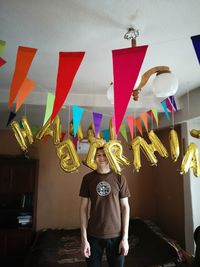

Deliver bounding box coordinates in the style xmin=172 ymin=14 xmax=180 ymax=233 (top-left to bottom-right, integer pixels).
xmin=0 ymin=33 xmax=199 ymax=137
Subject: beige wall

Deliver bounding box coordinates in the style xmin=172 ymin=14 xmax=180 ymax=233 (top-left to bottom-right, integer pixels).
xmin=0 ymin=127 xmax=185 ymax=247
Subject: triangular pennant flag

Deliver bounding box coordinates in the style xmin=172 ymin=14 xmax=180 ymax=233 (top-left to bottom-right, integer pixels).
xmin=6 ymin=111 xmax=16 ymax=126
xmin=61 ymin=132 xmax=66 ymax=142
xmin=15 ymin=79 xmax=36 ymax=112
xmin=169 ymin=95 xmax=178 ymax=111
xmin=0 ymin=40 xmax=6 ymax=55
xmin=102 ymin=129 xmax=110 ymax=142
xmin=135 ymin=117 xmax=143 ymax=136
xmin=0 ymin=57 xmax=6 ymax=68
xmin=140 ymin=112 xmax=148 ymax=132
xmin=51 ymin=52 xmax=85 ymax=122
xmin=191 ymin=35 xmax=200 ymax=64
xmin=31 ymin=125 xmax=40 ymax=135
xmin=119 ymin=123 xmax=128 ymax=142
xmin=166 ymin=97 xmax=175 ymax=113
xmin=112 ymin=45 xmax=148 ymax=135
xmin=43 ymin=93 xmax=55 ymax=126
xmin=161 ymin=100 xmax=170 ymax=121
xmin=112 ymin=116 xmax=118 ymax=139
xmin=8 ymin=46 xmax=37 ymax=108
xmin=72 ymin=135 xmax=78 ymax=148
xmin=72 ymin=105 xmax=84 ymax=137
xmin=151 ymin=108 xmax=159 ymax=127
xmin=126 ymin=115 xmax=135 ymax=139
xmin=93 ymin=112 xmax=103 ymax=137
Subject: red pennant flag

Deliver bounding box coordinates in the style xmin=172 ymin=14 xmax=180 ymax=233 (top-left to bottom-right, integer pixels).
xmin=112 ymin=45 xmax=148 ymax=135
xmin=8 ymin=46 xmax=37 ymax=108
xmin=0 ymin=57 xmax=6 ymax=68
xmin=51 ymin=52 xmax=85 ymax=122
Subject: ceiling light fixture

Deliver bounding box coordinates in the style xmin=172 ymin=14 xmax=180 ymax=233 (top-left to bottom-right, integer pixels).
xmin=132 ymin=66 xmax=179 ymax=101
xmin=124 ymin=27 xmax=178 ymax=101
xmin=107 ymin=27 xmax=140 ymax=104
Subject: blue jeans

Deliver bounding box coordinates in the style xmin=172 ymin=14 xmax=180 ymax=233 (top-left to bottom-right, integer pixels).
xmin=86 ymin=235 xmax=124 ymax=267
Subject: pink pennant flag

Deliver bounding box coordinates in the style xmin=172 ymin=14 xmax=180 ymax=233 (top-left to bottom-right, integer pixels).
xmin=166 ymin=98 xmax=175 ymax=113
xmin=140 ymin=112 xmax=148 ymax=132
xmin=169 ymin=95 xmax=178 ymax=111
xmin=112 ymin=45 xmax=148 ymax=135
xmin=135 ymin=117 xmax=143 ymax=136
xmin=126 ymin=115 xmax=135 ymax=139
xmin=93 ymin=112 xmax=103 ymax=137
xmin=16 ymin=79 xmax=36 ymax=112
xmin=112 ymin=116 xmax=118 ymax=139
xmin=8 ymin=46 xmax=37 ymax=108
xmin=51 ymin=52 xmax=85 ymax=122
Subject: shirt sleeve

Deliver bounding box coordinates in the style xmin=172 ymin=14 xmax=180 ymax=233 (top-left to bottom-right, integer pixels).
xmin=119 ymin=174 xmax=131 ymax=198
xmin=79 ymin=175 xmax=90 ymax=198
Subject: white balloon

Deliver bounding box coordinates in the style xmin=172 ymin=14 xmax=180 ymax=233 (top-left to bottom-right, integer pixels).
xmin=152 ymin=73 xmax=178 ymax=97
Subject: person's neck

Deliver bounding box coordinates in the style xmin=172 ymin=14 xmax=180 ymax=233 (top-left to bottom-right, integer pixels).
xmin=97 ymin=166 xmax=111 ymax=174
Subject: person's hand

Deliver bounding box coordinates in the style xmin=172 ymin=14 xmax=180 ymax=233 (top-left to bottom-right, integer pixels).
xmin=81 ymin=240 xmax=91 ymax=258
xmin=119 ymin=238 xmax=129 ymax=256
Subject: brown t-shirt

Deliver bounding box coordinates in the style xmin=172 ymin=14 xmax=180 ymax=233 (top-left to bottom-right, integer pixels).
xmin=79 ymin=170 xmax=130 ymax=239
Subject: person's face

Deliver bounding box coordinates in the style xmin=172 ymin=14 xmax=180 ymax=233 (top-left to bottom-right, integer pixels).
xmin=95 ymin=149 xmax=109 ymax=168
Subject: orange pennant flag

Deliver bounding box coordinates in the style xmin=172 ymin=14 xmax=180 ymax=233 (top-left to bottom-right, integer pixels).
xmin=126 ymin=115 xmax=135 ymax=139
xmin=140 ymin=112 xmax=148 ymax=132
xmin=135 ymin=117 xmax=143 ymax=136
xmin=8 ymin=46 xmax=37 ymax=108
xmin=15 ymin=79 xmax=36 ymax=112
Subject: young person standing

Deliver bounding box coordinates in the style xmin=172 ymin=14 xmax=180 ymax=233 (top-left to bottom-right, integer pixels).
xmin=79 ymin=147 xmax=130 ymax=267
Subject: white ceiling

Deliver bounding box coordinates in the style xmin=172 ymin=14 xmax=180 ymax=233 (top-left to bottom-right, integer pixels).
xmin=0 ymin=0 xmax=200 ymax=130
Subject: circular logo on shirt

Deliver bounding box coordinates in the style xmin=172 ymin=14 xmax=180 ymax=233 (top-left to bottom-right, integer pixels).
xmin=96 ymin=181 xmax=111 ymax=196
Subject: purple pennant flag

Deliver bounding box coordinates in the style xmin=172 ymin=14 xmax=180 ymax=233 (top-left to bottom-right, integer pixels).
xmin=6 ymin=111 xmax=16 ymax=126
xmin=169 ymin=95 xmax=178 ymax=111
xmin=161 ymin=100 xmax=170 ymax=121
xmin=191 ymin=35 xmax=200 ymax=64
xmin=93 ymin=112 xmax=103 ymax=137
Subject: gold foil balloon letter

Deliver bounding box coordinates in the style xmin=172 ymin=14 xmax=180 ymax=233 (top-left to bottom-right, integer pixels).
xmin=69 ymin=120 xmax=84 ymax=141
xmin=190 ymin=129 xmax=200 ymax=139
xmin=169 ymin=129 xmax=180 ymax=162
xmin=83 ymin=137 xmax=105 ymax=170
xmin=11 ymin=116 xmax=33 ymax=152
xmin=56 ymin=139 xmax=80 ymax=173
xmin=103 ymin=140 xmax=130 ymax=174
xmin=148 ymin=130 xmax=168 ymax=158
xmin=35 ymin=115 xmax=61 ymax=145
xmin=180 ymin=143 xmax=200 ymax=177
xmin=131 ymin=136 xmax=157 ymax=172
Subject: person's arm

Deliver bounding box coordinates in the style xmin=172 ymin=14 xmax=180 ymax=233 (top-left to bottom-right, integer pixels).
xmin=119 ymin=197 xmax=130 ymax=256
xmin=80 ymin=197 xmax=91 ymax=258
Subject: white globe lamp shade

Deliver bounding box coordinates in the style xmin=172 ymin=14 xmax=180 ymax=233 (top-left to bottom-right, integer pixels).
xmin=107 ymin=83 xmax=114 ymax=104
xmin=152 ymin=73 xmax=178 ymax=97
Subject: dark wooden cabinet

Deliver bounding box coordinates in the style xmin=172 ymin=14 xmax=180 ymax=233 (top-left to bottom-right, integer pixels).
xmin=0 ymin=156 xmax=39 ymax=265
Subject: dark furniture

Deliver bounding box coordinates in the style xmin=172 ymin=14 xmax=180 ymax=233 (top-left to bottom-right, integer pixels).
xmin=24 ymin=218 xmax=189 ymax=267
xmin=0 ymin=156 xmax=39 ymax=266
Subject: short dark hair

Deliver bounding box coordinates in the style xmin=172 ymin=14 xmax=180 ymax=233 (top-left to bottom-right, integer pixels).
xmin=95 ymin=147 xmax=104 ymax=159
